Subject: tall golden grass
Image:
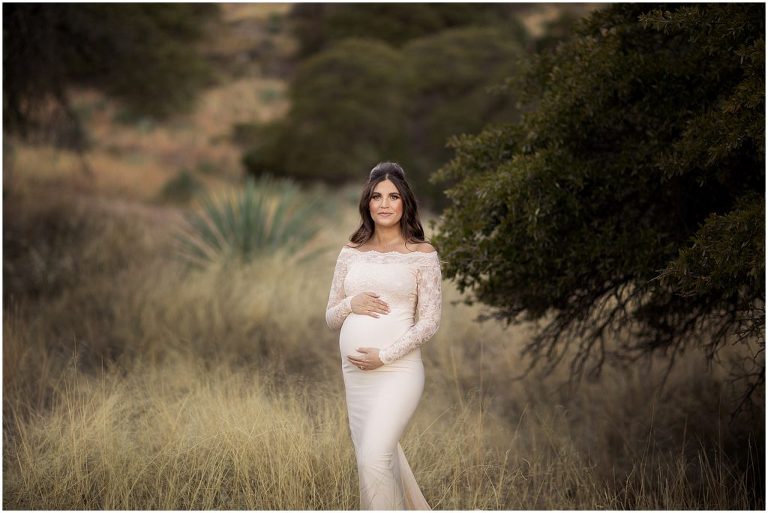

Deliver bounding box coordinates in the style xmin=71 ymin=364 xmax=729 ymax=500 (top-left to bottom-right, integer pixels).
xmin=3 ymin=184 xmax=762 ymax=509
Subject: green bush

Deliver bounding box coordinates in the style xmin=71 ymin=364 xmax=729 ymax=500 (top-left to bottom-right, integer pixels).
xmin=403 ymin=27 xmax=525 ymax=206
xmin=244 ymin=39 xmax=411 ymax=184
xmin=240 ymin=120 xmax=293 ymax=180
xmin=242 ymin=29 xmax=529 ymax=208
xmin=175 ymin=174 xmax=323 ymax=268
xmin=159 ymin=169 xmax=204 ymax=204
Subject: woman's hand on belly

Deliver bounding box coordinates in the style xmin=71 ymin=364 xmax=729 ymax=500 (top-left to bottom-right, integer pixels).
xmin=350 ymin=292 xmax=390 ymax=318
xmin=347 ymin=346 xmax=384 ymax=371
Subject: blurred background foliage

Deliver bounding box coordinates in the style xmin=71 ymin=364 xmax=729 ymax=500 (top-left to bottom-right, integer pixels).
xmin=240 ymin=3 xmax=547 ymax=209
xmin=287 ymin=2 xmax=530 ymax=58
xmin=3 ymin=3 xmax=219 ymax=150
xmin=243 ymin=38 xmax=411 ymax=185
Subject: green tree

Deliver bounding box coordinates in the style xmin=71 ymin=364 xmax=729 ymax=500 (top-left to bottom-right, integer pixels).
xmin=3 ymin=3 xmax=218 ymax=146
xmin=531 ymin=9 xmax=583 ymax=54
xmin=430 ymin=3 xmax=764 ymax=416
xmin=244 ymin=27 xmax=530 ymax=208
xmin=403 ymin=26 xmax=525 ymax=207
xmin=244 ymin=39 xmax=411 ymax=184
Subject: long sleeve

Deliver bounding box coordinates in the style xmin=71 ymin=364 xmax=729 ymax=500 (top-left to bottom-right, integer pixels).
xmin=378 ymin=253 xmax=442 ymax=364
xmin=325 ymin=249 xmax=354 ymax=330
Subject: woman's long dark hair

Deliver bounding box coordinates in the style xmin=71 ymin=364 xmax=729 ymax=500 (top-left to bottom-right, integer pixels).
xmin=348 ymin=162 xmax=429 ymax=250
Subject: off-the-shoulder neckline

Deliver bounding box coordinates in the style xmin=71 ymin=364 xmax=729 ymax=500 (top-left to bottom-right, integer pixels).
xmin=343 ymin=245 xmax=437 ymax=256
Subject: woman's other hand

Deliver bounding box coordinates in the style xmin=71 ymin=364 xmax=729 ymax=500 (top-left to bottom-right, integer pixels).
xmin=347 ymin=347 xmax=384 ymax=371
xmin=351 ymin=292 xmax=390 ymax=318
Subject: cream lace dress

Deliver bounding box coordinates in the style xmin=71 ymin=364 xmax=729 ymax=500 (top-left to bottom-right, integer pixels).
xmin=325 ymin=245 xmax=442 ymax=510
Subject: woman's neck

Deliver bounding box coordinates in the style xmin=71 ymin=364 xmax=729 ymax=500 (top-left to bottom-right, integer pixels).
xmin=370 ymin=226 xmax=405 ymax=249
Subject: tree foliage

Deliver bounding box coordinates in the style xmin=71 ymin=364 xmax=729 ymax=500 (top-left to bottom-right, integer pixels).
xmin=403 ymin=26 xmax=525 ymax=204
xmin=430 ymin=3 xmax=765 ymax=414
xmin=243 ymin=26 xmax=527 ymax=206
xmin=287 ymin=3 xmax=529 ymax=58
xmin=243 ymin=39 xmax=411 ymax=184
xmin=3 ymin=3 xmax=218 ymax=145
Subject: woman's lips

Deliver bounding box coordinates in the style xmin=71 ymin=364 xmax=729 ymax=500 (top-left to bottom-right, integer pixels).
xmin=379 ymin=213 xmax=393 ymax=216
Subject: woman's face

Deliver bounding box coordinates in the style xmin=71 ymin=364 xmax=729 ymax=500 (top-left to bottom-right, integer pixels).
xmin=369 ymin=179 xmax=403 ymax=227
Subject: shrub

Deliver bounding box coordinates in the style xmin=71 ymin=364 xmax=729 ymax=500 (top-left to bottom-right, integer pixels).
xmin=175 ymin=174 xmax=322 ymax=268
xmin=243 ymin=39 xmax=411 ymax=184
xmin=403 ymin=26 xmax=525 ymax=206
xmin=159 ymin=169 xmax=204 ymax=204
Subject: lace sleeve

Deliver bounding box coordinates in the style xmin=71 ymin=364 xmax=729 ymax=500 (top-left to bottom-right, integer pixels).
xmin=325 ymin=248 xmax=354 ymax=330
xmin=378 ymin=252 xmax=442 ymax=364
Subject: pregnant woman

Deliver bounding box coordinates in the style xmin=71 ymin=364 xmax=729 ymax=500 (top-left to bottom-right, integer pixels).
xmin=325 ymin=162 xmax=442 ymax=510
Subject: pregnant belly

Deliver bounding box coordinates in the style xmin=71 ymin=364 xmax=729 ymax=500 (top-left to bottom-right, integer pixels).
xmin=339 ymin=306 xmax=415 ymax=359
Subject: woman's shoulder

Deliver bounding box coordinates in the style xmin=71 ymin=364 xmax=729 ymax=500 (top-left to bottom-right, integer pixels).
xmin=340 ymin=243 xmax=361 ymax=258
xmin=411 ymin=242 xmax=437 ymax=254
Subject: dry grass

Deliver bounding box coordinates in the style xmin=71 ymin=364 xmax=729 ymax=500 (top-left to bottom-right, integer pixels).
xmin=2 ymin=182 xmax=762 ymax=510
xmin=4 ymin=351 xmax=758 ymax=509
xmin=220 ymin=3 xmax=293 ymax=23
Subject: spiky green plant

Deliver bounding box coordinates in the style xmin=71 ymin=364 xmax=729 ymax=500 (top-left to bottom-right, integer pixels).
xmin=175 ymin=174 xmax=323 ymax=268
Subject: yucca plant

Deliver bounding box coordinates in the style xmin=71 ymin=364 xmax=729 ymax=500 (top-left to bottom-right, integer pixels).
xmin=174 ymin=174 xmax=323 ymax=268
